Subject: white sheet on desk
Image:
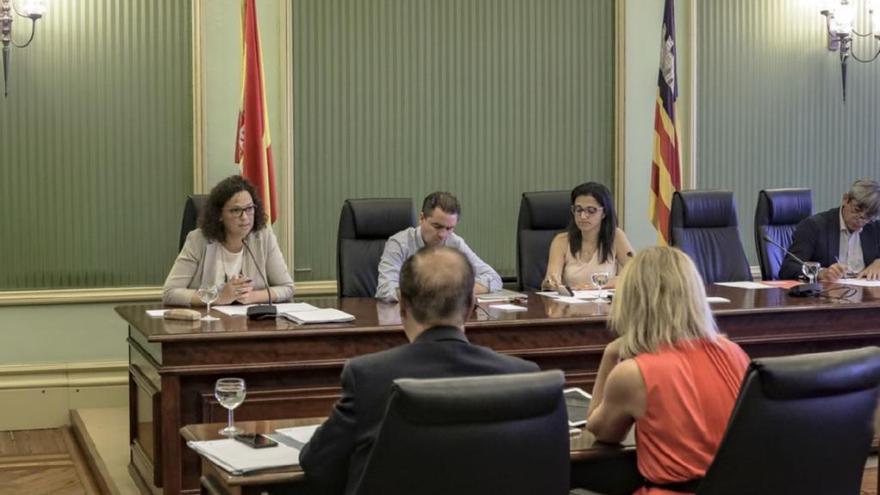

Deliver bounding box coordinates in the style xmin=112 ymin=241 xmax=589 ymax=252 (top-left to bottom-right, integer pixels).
xmin=706 ymin=297 xmax=731 ymax=304
xmin=186 ymin=438 xmax=300 ymax=474
xmin=713 ymin=281 xmax=773 ymax=289
xmin=276 ymin=424 xmax=321 ymax=444
xmin=145 ymin=309 xmax=168 ymax=317
xmin=837 ymin=278 xmax=880 ymax=287
xmin=488 ymin=303 xmax=528 ymax=312
xmin=213 ymin=302 xmax=319 ymax=316
xmin=554 ymin=296 xmax=591 ymax=304
xmin=572 ymin=289 xmax=615 ymax=299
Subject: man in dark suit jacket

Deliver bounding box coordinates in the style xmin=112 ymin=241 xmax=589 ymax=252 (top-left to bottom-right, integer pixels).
xmin=780 ymin=179 xmax=880 ymax=281
xmin=299 ymin=246 xmax=539 ymax=495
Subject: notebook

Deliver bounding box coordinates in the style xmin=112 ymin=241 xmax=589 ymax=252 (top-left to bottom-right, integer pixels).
xmin=280 ymin=308 xmax=355 ymax=324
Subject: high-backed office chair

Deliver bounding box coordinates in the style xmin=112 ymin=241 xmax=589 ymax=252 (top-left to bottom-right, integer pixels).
xmin=670 ymin=190 xmax=752 ymax=284
xmin=179 ymin=194 xmax=208 ymax=252
xmin=516 ymin=191 xmax=570 ymax=290
xmin=754 ymin=188 xmax=812 ymax=280
xmin=696 ymin=346 xmax=880 ymax=495
xmin=574 ymin=347 xmax=880 ymax=495
xmin=337 ymin=198 xmax=416 ymax=298
xmin=355 ymin=371 xmax=570 ymax=495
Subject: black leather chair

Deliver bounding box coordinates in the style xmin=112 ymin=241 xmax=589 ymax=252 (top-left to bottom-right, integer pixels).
xmin=337 ymin=198 xmax=416 ymax=298
xmin=354 ymin=370 xmax=570 ymax=495
xmin=754 ymin=188 xmax=812 ymax=280
xmin=516 ymin=191 xmax=570 ymax=290
xmin=670 ymin=190 xmax=752 ymax=284
xmin=179 ymin=194 xmax=208 ymax=251
xmin=696 ymin=346 xmax=880 ymax=495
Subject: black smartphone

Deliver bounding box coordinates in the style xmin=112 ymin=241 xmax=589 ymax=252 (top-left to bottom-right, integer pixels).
xmin=233 ymin=433 xmax=278 ymax=449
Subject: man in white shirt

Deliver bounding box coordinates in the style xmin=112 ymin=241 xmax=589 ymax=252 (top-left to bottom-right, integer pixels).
xmin=375 ymin=191 xmax=503 ymax=302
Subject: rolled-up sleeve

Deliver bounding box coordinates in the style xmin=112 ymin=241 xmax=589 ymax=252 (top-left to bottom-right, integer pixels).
xmin=454 ymin=237 xmax=503 ymax=292
xmin=375 ymin=236 xmax=407 ymax=302
xmin=263 ymin=229 xmax=295 ymax=302
xmin=162 ymin=231 xmax=203 ymax=307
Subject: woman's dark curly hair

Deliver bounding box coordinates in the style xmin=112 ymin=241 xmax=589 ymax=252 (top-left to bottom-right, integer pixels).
xmin=566 ymin=182 xmax=617 ymax=264
xmin=200 ymin=175 xmax=267 ymax=242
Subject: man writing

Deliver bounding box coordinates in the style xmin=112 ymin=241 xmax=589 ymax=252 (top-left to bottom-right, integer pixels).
xmin=300 ymin=246 xmax=538 ymax=495
xmin=780 ymin=179 xmax=880 ymax=281
xmin=375 ymin=191 xmax=503 ymax=302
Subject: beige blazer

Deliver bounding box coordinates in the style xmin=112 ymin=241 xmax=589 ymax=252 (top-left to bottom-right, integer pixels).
xmin=162 ymin=228 xmax=295 ymax=306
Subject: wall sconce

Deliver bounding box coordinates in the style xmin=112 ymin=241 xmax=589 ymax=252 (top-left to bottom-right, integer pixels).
xmin=0 ymin=0 xmax=46 ymax=98
xmin=819 ymin=0 xmax=880 ymax=101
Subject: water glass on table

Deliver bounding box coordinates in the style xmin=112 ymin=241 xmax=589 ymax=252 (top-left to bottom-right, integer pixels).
xmin=215 ymin=377 xmax=246 ymax=436
xmin=591 ymin=271 xmax=611 ymax=302
xmin=801 ymin=262 xmax=821 ymax=284
xmin=198 ymin=284 xmax=220 ymax=321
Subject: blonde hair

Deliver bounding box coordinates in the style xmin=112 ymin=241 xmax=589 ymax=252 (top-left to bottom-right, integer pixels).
xmin=609 ymin=246 xmax=718 ymax=358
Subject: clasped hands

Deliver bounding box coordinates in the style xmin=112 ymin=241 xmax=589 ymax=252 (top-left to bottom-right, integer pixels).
xmin=818 ymin=259 xmax=880 ymax=282
xmin=216 ymin=274 xmax=256 ymax=305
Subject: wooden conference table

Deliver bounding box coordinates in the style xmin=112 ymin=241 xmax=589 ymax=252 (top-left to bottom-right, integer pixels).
xmin=179 ymin=418 xmax=638 ymax=495
xmin=120 ymin=284 xmax=880 ymax=495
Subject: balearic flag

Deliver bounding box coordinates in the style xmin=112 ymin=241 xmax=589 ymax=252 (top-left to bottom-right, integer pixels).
xmin=234 ymin=0 xmax=278 ymax=223
xmin=649 ymin=0 xmax=682 ymax=245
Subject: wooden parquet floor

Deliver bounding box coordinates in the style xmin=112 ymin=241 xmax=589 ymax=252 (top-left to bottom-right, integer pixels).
xmin=0 ymin=428 xmax=99 ymax=495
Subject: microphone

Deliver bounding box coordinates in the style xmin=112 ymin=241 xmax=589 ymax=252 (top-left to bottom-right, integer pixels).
xmin=761 ymin=235 xmax=821 ymax=297
xmin=242 ymin=238 xmax=278 ymax=320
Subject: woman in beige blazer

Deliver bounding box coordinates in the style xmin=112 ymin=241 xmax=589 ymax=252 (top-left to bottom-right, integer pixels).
xmin=163 ymin=176 xmax=294 ymax=306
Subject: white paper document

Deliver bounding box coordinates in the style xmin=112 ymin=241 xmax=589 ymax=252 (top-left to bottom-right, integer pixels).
xmin=554 ymin=296 xmax=591 ymax=305
xmin=213 ymin=302 xmax=319 ymax=317
xmin=276 ymin=424 xmax=320 ymax=445
xmin=706 ymin=297 xmax=731 ymax=304
xmin=837 ymin=278 xmax=880 ymax=287
xmin=488 ymin=303 xmax=528 ymax=312
xmin=186 ymin=438 xmax=300 ymax=475
xmin=476 ymin=289 xmax=527 ymax=303
xmin=572 ymin=289 xmax=614 ymax=300
xmin=145 ymin=309 xmax=168 ymax=318
xmin=280 ymin=308 xmax=355 ymax=324
xmin=713 ymin=281 xmax=773 ymax=290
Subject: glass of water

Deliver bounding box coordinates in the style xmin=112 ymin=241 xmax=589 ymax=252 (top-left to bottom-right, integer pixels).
xmin=215 ymin=377 xmax=246 ymax=436
xmin=198 ymin=284 xmax=220 ymax=321
xmin=802 ymin=262 xmax=821 ymax=284
xmin=591 ymin=271 xmax=611 ymax=302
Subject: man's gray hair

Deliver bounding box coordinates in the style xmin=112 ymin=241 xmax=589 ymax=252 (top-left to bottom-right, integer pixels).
xmin=848 ymin=179 xmax=880 ymax=218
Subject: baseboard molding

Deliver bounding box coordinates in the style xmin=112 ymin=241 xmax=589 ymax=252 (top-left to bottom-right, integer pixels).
xmin=0 ymin=360 xmax=128 ymax=430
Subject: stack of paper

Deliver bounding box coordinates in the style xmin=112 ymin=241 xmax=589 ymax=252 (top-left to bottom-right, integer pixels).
xmin=280 ymin=308 xmax=355 ymax=324
xmin=275 ymin=424 xmax=321 ymax=448
xmin=213 ymin=302 xmax=319 ymax=317
xmin=476 ymin=289 xmax=527 ymax=303
xmin=186 ymin=438 xmax=300 ymax=475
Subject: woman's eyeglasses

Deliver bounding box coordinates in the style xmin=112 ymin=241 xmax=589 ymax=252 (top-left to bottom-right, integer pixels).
xmin=571 ymin=205 xmax=603 ymax=217
xmin=226 ymin=205 xmax=256 ymax=218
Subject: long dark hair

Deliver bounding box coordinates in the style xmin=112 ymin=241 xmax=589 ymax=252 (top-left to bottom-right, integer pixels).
xmin=199 ymin=175 xmax=267 ymax=242
xmin=567 ymin=182 xmax=617 ymax=264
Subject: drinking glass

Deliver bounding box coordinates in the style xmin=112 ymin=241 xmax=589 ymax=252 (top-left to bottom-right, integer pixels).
xmin=198 ymin=284 xmax=220 ymax=321
xmin=802 ymin=262 xmax=821 ymax=284
xmin=215 ymin=378 xmax=246 ymax=436
xmin=591 ymin=271 xmax=611 ymax=301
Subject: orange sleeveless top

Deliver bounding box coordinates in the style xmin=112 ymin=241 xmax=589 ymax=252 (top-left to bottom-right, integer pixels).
xmin=631 ymin=337 xmax=749 ymax=495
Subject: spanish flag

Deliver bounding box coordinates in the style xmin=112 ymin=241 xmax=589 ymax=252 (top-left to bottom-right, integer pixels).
xmin=649 ymin=0 xmax=682 ymax=245
xmin=234 ymin=0 xmax=278 ymax=223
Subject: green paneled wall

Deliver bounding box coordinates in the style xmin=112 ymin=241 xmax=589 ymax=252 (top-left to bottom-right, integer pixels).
xmin=292 ymin=0 xmax=615 ymax=280
xmin=697 ymin=0 xmax=880 ymax=265
xmin=0 ymin=0 xmax=193 ymax=289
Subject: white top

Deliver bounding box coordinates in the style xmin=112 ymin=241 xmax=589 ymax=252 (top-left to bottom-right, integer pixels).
xmin=214 ymin=246 xmax=244 ymax=287
xmin=838 ymin=209 xmax=865 ymax=274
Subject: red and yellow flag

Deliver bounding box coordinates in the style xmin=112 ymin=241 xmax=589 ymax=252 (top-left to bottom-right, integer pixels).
xmin=649 ymin=0 xmax=682 ymax=245
xmin=234 ymin=0 xmax=277 ymax=223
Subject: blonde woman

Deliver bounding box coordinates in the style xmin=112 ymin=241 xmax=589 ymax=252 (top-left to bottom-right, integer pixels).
xmin=585 ymin=247 xmax=749 ymax=495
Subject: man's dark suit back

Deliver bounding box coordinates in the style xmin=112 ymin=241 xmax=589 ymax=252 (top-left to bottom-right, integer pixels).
xmin=779 ymin=207 xmax=880 ymax=279
xmin=299 ymin=325 xmax=540 ymax=495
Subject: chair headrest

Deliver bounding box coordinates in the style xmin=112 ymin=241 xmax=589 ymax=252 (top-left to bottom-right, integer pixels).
xmin=344 ymin=198 xmax=415 ymax=238
xmin=391 ymin=370 xmax=564 ymax=424
xmin=520 ymin=191 xmax=570 ymax=230
xmin=761 ymin=189 xmax=812 ymax=225
xmin=754 ymin=347 xmax=880 ymax=400
xmin=675 ymin=190 xmax=738 ymax=228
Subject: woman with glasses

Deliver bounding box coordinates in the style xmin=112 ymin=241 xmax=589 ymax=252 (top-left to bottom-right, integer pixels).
xmin=163 ymin=175 xmax=294 ymax=306
xmin=542 ymin=182 xmax=634 ymax=290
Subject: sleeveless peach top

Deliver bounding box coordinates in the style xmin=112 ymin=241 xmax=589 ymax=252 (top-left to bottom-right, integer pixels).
xmin=562 ymin=248 xmax=617 ymax=287
xmin=631 ymin=338 xmax=749 ymax=495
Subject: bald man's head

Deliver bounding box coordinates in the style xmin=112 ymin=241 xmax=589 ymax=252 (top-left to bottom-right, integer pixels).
xmin=399 ymin=246 xmax=475 ymax=325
